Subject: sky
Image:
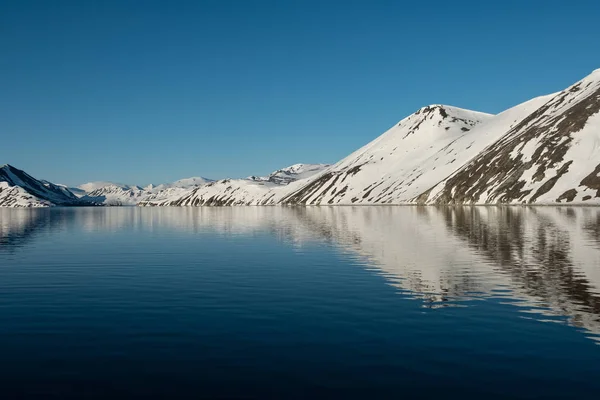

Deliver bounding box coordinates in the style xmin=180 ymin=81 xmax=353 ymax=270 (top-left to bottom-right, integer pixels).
xmin=2 ymin=0 xmax=600 ymax=186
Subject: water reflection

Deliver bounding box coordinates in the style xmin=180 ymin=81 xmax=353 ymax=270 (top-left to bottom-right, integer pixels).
xmin=1 ymin=206 xmax=599 ymax=343
xmin=436 ymin=207 xmax=600 ymax=341
xmin=0 ymin=209 xmax=55 ymax=252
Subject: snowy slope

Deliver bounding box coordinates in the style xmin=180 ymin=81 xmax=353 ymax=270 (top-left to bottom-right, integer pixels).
xmin=0 ymin=182 xmax=53 ymax=207
xmin=425 ymin=69 xmax=600 ymax=205
xmin=0 ymin=164 xmax=81 ymax=207
xmin=140 ymin=179 xmax=277 ymax=206
xmin=140 ymin=187 xmax=192 ymax=204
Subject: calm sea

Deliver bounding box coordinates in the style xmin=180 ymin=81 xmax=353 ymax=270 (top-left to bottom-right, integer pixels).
xmin=1 ymin=206 xmax=599 ymax=399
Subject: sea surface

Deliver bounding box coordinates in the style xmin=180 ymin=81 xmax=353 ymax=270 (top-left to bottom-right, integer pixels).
xmin=1 ymin=206 xmax=599 ymax=399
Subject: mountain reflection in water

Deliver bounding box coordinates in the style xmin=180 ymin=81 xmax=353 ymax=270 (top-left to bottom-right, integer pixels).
xmin=1 ymin=206 xmax=600 ymax=344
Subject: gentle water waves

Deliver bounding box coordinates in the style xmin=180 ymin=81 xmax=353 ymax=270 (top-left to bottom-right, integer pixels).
xmin=1 ymin=207 xmax=599 ymax=398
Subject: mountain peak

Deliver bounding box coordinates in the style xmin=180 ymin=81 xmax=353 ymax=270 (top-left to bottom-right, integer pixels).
xmin=393 ymin=104 xmax=492 ymax=139
xmin=416 ymin=104 xmax=446 ymax=113
xmin=414 ymin=104 xmax=493 ymax=119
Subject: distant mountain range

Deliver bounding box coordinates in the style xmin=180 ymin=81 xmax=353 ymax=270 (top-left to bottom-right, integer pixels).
xmin=2 ymin=69 xmax=599 ymax=207
xmin=0 ymin=165 xmax=215 ymax=207
xmin=0 ymin=163 xmax=328 ymax=207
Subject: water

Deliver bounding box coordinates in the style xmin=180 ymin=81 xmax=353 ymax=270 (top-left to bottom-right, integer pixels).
xmin=1 ymin=206 xmax=599 ymax=399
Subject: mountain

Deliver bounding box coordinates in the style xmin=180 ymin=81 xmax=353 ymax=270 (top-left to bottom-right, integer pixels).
xmin=248 ymin=164 xmax=330 ymax=185
xmin=144 ymin=176 xmax=212 ymax=192
xmin=285 ymin=96 xmax=558 ymax=204
xmin=80 ymin=177 xmax=213 ymax=206
xmin=152 ymin=68 xmax=598 ymax=207
xmin=280 ymin=105 xmax=495 ymax=204
xmin=139 ymin=164 xmax=330 ymax=206
xmin=0 ymin=164 xmax=82 ymax=207
xmin=80 ymin=184 xmax=147 ymax=206
xmin=422 ymin=69 xmax=600 ymax=205
xmin=77 ymin=181 xmax=125 ymax=193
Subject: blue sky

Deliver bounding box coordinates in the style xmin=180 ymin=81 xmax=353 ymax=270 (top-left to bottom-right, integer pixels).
xmin=2 ymin=0 xmax=599 ymax=186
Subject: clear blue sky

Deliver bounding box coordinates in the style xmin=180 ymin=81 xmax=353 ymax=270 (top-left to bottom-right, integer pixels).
xmin=2 ymin=0 xmax=599 ymax=186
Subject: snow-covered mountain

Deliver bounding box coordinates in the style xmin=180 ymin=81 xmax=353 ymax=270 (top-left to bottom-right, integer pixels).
xmin=423 ymin=69 xmax=600 ymax=205
xmin=139 ymin=164 xmax=330 ymax=206
xmin=144 ymin=91 xmax=560 ymax=207
xmin=145 ymin=176 xmax=212 ymax=191
xmin=77 ymin=181 xmax=125 ymax=193
xmin=0 ymin=164 xmax=82 ymax=207
xmin=281 ymin=95 xmax=560 ymax=204
xmin=248 ymin=164 xmax=330 ymax=185
xmin=280 ymin=105 xmax=495 ymax=204
xmin=79 ymin=177 xmax=214 ymax=206
xmin=290 ymin=68 xmax=598 ymax=206
xmin=0 ymin=173 xmax=214 ymax=207
xmin=81 ymin=184 xmax=148 ymax=206
xmin=152 ymin=68 xmax=595 ymax=207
